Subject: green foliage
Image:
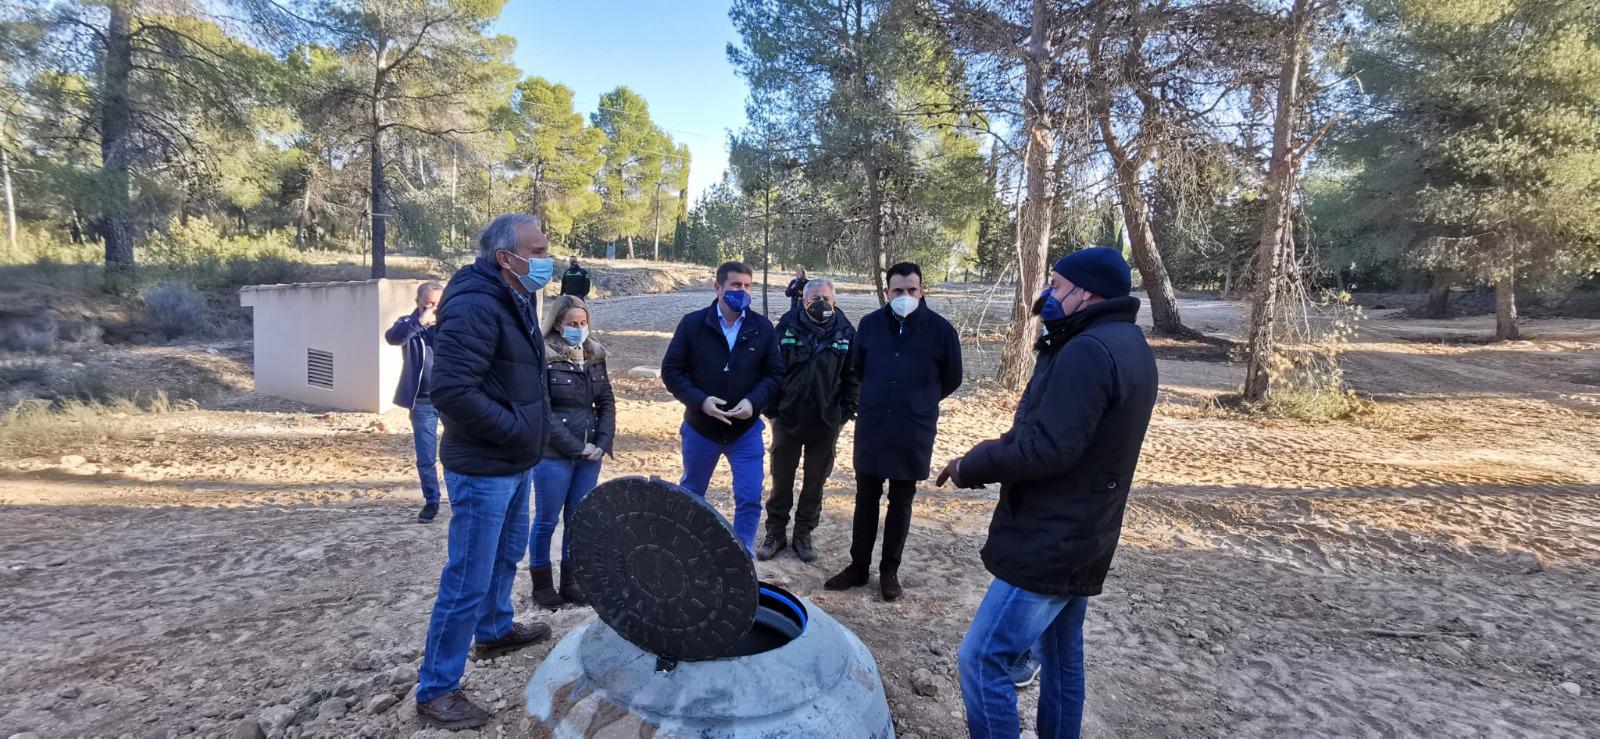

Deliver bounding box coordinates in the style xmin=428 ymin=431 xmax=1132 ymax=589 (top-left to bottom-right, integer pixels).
xmin=1330 ymin=0 xmax=1600 ymax=291
xmin=142 ymin=282 xmax=210 ymax=339
xmin=508 ymin=77 xmax=605 ymax=241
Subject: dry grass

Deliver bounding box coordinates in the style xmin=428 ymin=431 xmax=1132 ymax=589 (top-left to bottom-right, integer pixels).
xmin=0 ymin=391 xmax=194 ymax=458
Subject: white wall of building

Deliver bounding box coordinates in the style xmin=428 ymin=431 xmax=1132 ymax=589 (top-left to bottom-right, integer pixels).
xmin=240 ymin=279 xmax=429 ymax=413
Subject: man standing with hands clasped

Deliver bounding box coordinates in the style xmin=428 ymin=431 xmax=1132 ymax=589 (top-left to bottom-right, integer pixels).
xmin=661 ymin=261 xmax=784 ymax=555
xmin=940 ymin=247 xmax=1157 ymax=739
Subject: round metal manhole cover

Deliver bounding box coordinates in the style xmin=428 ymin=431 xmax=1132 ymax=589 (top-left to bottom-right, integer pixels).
xmin=568 ymin=476 xmax=757 ymax=660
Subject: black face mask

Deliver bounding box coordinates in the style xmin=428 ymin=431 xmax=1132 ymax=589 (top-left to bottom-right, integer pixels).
xmin=805 ymin=299 xmax=834 ymax=323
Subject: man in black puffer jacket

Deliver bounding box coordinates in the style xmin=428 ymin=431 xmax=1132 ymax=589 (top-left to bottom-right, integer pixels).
xmin=757 ymin=277 xmax=859 ymax=563
xmin=661 ymin=261 xmax=784 ymax=554
xmin=939 ymin=247 xmax=1158 ymax=739
xmin=415 ymin=214 xmax=556 ymax=731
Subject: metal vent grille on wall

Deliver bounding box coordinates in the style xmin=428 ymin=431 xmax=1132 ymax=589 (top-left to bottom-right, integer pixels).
xmin=307 ymin=348 xmax=334 ymax=389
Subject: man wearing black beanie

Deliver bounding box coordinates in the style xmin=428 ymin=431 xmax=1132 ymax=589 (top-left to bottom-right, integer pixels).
xmin=938 ymin=247 xmax=1158 ymax=738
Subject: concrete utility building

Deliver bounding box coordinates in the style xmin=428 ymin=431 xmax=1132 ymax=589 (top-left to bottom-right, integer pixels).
xmin=239 ymin=279 xmax=430 ymax=413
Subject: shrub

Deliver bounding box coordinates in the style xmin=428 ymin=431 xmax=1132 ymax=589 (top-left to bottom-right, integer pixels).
xmin=143 ymin=282 xmax=209 ymax=340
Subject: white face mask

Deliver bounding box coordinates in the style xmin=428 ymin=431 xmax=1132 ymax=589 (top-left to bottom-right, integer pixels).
xmin=890 ymin=295 xmax=919 ymax=318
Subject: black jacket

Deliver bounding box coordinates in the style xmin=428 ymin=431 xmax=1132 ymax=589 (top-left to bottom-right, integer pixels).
xmin=542 ymin=336 xmax=616 ymax=460
xmin=430 ymin=258 xmax=550 ymax=477
xmin=560 ymin=266 xmax=591 ymax=298
xmin=784 ymin=278 xmax=807 ymax=310
xmin=765 ymin=309 xmax=860 ymax=440
xmin=851 ymin=300 xmax=963 ymax=481
xmin=960 ymin=297 xmax=1157 ymax=597
xmin=384 ymin=309 xmax=433 ymax=409
xmin=661 ymin=301 xmax=784 ymax=444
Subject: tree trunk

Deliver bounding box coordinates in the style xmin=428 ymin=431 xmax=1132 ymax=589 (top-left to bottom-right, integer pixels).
xmin=449 ymin=146 xmax=459 ymax=251
xmin=761 ymin=185 xmax=771 ymax=316
xmin=369 ymin=124 xmax=387 ymax=277
xmin=1495 ymin=253 xmax=1520 ymax=340
xmin=100 ymin=1 xmax=137 ymax=277
xmin=1221 ymin=263 xmax=1233 ymax=301
xmin=626 ymin=234 xmax=634 ymax=260
xmin=998 ymin=0 xmax=1056 ymax=391
xmin=1117 ymin=178 xmax=1188 ymax=335
xmin=867 ymin=166 xmax=888 ymax=306
xmin=1242 ymin=0 xmax=1312 ymax=402
xmin=1423 ymin=270 xmax=1451 ymax=318
xmin=2 ymin=125 xmax=16 ymax=258
xmin=651 ymin=183 xmax=663 ymax=261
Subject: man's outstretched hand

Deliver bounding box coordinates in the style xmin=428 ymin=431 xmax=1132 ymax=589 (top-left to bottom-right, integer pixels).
xmin=935 ymin=457 xmax=965 ymax=488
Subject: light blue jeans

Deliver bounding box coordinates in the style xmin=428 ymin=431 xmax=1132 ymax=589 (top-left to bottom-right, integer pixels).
xmin=417 ymin=468 xmax=532 ymax=703
xmin=529 ymin=457 xmax=602 ymax=568
xmin=958 ymin=577 xmax=1090 ymax=738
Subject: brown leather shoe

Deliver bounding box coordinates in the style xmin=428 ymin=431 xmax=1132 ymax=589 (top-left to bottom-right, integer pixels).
xmin=880 ymin=571 xmax=903 ymax=602
xmin=472 ymin=620 xmax=550 ymax=659
xmin=824 ymin=563 xmax=870 ymax=590
xmin=416 ymin=690 xmax=490 ymax=730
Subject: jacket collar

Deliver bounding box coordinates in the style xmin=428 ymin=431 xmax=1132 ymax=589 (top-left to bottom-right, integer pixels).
xmin=1035 ymin=296 xmax=1141 ymax=353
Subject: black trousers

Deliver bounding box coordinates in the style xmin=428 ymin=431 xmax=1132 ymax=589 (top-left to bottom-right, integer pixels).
xmin=849 ymin=476 xmax=917 ymax=574
xmin=765 ymin=424 xmax=839 ymax=539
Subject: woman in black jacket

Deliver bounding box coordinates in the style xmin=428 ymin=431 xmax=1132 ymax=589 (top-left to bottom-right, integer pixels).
xmin=527 ymin=295 xmax=615 ymax=608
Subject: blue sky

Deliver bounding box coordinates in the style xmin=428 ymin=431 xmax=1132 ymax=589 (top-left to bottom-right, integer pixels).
xmin=496 ymin=1 xmax=750 ymax=203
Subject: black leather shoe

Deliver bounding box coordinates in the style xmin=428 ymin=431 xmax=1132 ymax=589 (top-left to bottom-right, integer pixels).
xmin=880 ymin=571 xmax=903 ymax=602
xmin=824 ymin=563 xmax=870 ymax=590
xmin=756 ymin=533 xmax=787 ymax=561
xmin=792 ymin=534 xmax=818 ymax=563
xmin=417 ymin=503 xmax=439 ymax=523
xmin=473 ymin=621 xmax=550 ymax=659
xmin=416 ymin=690 xmax=490 ymax=730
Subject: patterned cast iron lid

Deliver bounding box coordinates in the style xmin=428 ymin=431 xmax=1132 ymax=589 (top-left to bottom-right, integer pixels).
xmin=568 ymin=476 xmax=758 ymax=660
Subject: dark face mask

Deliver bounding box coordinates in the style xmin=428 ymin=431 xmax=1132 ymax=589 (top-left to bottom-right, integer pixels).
xmin=805 ymin=298 xmax=834 ymax=323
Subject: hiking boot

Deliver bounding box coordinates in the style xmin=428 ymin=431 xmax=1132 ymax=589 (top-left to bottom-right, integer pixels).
xmin=558 ymin=563 xmax=586 ymax=605
xmin=417 ymin=502 xmax=439 ymax=523
xmin=1010 ymin=651 xmax=1042 ymax=689
xmin=529 ymin=566 xmax=562 ymax=610
xmin=880 ymin=571 xmax=903 ymax=602
xmin=416 ymin=690 xmax=490 ymax=730
xmin=472 ymin=621 xmax=550 ymax=660
xmin=756 ymin=533 xmax=787 ymax=561
xmin=824 ymin=563 xmax=869 ymax=590
xmin=792 ymin=533 xmax=818 ymax=563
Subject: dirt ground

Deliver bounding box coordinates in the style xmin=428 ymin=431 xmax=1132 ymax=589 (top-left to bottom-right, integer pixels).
xmin=1 ymin=281 xmax=1597 ymax=738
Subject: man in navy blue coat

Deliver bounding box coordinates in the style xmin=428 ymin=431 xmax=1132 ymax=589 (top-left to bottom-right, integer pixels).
xmin=661 ymin=261 xmax=785 ymax=554
xmin=824 ymin=261 xmax=962 ymax=601
xmin=386 ymin=281 xmax=445 ymax=523
xmin=940 ymin=248 xmax=1158 ymax=739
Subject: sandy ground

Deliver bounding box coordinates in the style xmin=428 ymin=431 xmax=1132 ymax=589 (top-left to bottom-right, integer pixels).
xmin=1 ymin=283 xmax=1598 ymax=738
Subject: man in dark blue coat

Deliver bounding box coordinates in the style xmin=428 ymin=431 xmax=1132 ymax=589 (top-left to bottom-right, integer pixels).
xmin=386 ymin=281 xmax=445 ymax=523
xmin=661 ymin=261 xmax=785 ymax=554
xmin=939 ymin=248 xmax=1158 ymax=739
xmin=414 ymin=215 xmax=555 ymax=730
xmin=825 ymin=262 xmax=962 ymax=601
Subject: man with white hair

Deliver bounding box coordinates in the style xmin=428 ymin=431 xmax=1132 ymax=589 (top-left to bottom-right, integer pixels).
xmin=386 ymin=280 xmax=445 ymax=522
xmin=757 ymin=277 xmax=859 ymax=562
xmin=415 ymin=214 xmax=555 ymax=730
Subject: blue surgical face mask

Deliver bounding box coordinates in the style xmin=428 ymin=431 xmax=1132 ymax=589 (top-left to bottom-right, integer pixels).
xmin=504 ymin=251 xmax=554 ymax=291
xmin=890 ymin=295 xmax=919 ymax=318
xmin=1039 ymin=286 xmax=1078 ymax=321
xmin=562 ymin=326 xmax=588 ymax=346
xmin=722 ymin=288 xmax=750 ymax=312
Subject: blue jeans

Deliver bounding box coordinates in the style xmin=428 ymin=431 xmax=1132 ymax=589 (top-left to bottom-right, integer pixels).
xmin=529 ymin=457 xmax=603 ymax=568
xmin=409 ymin=401 xmax=441 ymax=505
xmin=679 ymin=421 xmax=764 ymax=553
xmin=417 ymin=468 xmax=533 ymax=703
xmin=959 ymin=578 xmax=1090 ymax=739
